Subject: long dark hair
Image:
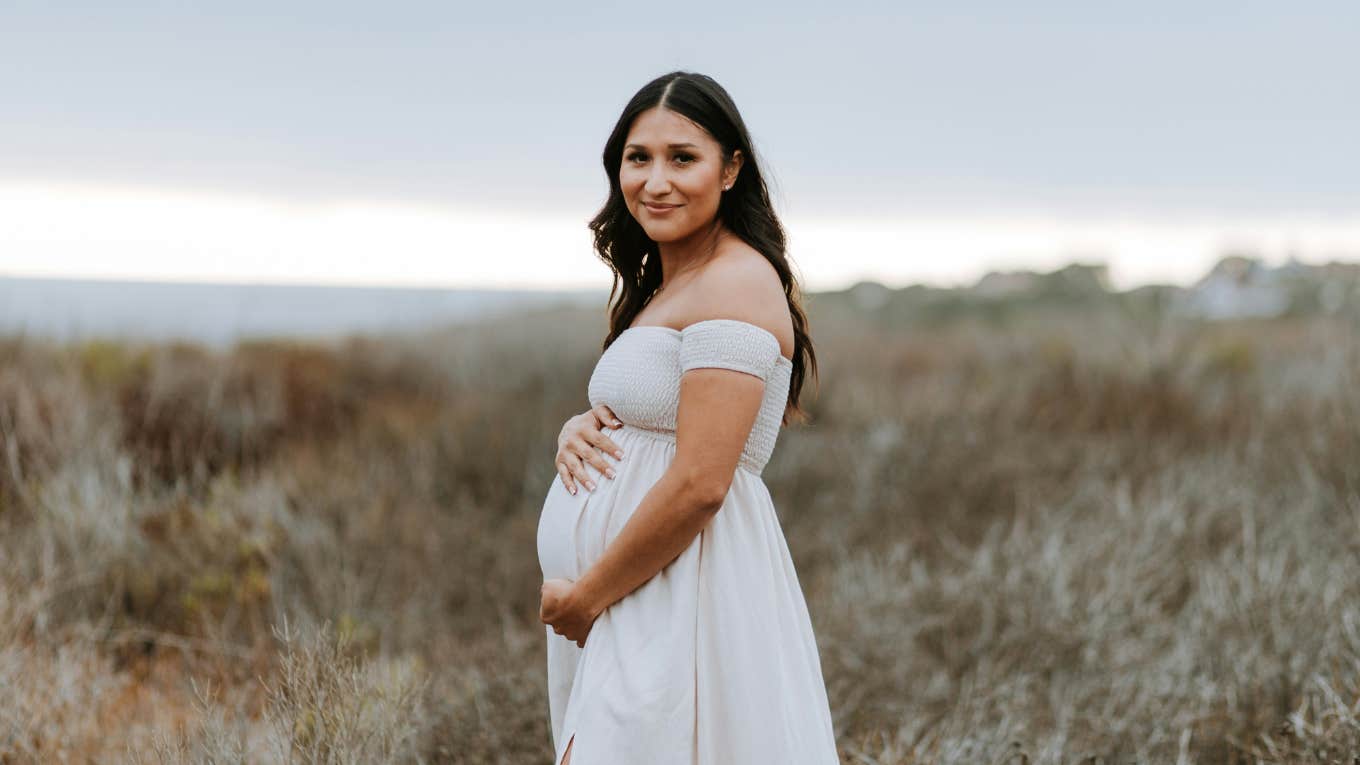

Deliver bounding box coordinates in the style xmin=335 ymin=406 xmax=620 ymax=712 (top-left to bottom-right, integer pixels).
xmin=587 ymin=70 xmax=817 ymax=426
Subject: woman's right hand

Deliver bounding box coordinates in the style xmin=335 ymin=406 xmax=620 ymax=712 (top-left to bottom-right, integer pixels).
xmin=556 ymin=404 xmax=625 ymax=495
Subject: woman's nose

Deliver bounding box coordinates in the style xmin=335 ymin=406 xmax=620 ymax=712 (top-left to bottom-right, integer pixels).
xmin=644 ymin=166 xmax=672 ymax=194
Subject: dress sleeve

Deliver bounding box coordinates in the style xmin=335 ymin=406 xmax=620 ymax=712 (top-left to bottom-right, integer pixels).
xmin=678 ymin=318 xmax=782 ymax=382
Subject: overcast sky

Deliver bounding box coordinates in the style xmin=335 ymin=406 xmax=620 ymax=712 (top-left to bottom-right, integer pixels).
xmin=2 ymin=1 xmax=1357 ymax=290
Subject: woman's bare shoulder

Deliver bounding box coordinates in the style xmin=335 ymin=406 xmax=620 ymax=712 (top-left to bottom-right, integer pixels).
xmin=684 ymin=247 xmax=793 ymax=357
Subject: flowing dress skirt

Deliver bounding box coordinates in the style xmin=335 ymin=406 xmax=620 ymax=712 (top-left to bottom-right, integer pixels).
xmin=537 ymin=423 xmax=839 ymax=764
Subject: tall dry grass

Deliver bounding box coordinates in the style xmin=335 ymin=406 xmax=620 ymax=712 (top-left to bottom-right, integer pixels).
xmin=0 ymin=298 xmax=1357 ymax=763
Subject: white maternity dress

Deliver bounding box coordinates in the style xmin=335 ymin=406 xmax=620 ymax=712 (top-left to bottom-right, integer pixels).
xmin=536 ymin=318 xmax=840 ymax=764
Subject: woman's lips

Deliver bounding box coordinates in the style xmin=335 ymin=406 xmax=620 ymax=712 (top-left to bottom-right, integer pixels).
xmin=643 ymin=202 xmax=680 ymax=215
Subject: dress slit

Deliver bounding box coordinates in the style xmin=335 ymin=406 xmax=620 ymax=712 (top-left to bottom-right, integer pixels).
xmin=559 ymin=732 xmax=575 ymax=765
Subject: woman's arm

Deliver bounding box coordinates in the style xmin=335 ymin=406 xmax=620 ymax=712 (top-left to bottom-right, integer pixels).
xmin=570 ymin=361 xmax=769 ymax=619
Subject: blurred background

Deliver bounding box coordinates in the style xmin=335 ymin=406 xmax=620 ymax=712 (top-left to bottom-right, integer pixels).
xmin=1 ymin=2 xmax=1357 ymax=763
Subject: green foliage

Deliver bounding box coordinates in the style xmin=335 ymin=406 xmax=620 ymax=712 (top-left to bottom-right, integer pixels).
xmin=73 ymin=339 xmax=151 ymax=391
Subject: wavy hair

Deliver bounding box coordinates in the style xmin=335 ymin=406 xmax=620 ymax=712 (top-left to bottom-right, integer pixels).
xmin=587 ymin=70 xmax=817 ymax=426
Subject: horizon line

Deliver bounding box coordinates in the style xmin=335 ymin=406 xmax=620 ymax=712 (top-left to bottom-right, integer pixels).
xmin=5 ymin=251 xmax=1353 ymax=295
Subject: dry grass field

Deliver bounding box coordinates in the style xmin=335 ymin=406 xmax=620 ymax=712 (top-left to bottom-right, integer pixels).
xmin=1 ymin=288 xmax=1357 ymax=763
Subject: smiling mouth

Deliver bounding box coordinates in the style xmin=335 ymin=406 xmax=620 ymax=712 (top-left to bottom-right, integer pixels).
xmin=644 ymin=202 xmax=680 ymax=210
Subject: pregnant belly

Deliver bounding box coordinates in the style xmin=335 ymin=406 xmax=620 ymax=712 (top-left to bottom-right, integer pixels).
xmin=535 ymin=423 xmax=676 ymax=583
xmin=537 ymin=476 xmax=588 ymax=582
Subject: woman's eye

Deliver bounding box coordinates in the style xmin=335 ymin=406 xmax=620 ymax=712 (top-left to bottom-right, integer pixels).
xmin=626 ymin=152 xmax=693 ymax=164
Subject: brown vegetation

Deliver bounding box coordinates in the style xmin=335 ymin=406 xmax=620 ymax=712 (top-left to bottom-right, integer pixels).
xmin=0 ymin=301 xmax=1356 ymax=763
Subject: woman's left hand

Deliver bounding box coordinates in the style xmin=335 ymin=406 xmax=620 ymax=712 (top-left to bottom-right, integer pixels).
xmin=540 ymin=578 xmax=601 ymax=647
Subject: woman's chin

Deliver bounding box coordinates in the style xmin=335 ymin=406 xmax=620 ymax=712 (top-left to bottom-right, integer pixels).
xmin=642 ymin=224 xmax=692 ymax=243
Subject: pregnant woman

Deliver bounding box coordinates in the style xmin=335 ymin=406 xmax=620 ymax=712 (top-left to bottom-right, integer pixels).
xmin=536 ymin=70 xmax=840 ymax=764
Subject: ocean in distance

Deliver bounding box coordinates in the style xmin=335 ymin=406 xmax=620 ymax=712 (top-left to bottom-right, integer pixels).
xmin=0 ymin=275 xmax=608 ymax=348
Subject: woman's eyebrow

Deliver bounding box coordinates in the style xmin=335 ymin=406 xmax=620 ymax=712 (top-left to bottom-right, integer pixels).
xmin=624 ymin=142 xmax=698 ymax=151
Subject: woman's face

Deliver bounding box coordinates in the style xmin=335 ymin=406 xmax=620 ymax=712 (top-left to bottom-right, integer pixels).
xmin=619 ymin=106 xmax=741 ymax=243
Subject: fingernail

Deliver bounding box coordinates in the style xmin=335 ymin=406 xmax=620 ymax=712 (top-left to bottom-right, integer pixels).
xmin=605 ymin=468 xmax=616 ymax=478
xmin=614 ymin=420 xmax=622 ymax=426
xmin=615 ymin=450 xmax=624 ymax=458
xmin=586 ymin=480 xmax=596 ymax=491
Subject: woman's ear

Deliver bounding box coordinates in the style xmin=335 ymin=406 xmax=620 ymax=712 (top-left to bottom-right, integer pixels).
xmin=724 ymin=149 xmax=744 ymax=188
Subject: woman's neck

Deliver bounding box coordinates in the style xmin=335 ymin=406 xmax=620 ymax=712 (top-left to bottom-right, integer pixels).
xmin=655 ymin=224 xmax=729 ymax=291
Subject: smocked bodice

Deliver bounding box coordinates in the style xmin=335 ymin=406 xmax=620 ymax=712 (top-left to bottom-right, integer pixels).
xmin=587 ymin=318 xmax=793 ymax=475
